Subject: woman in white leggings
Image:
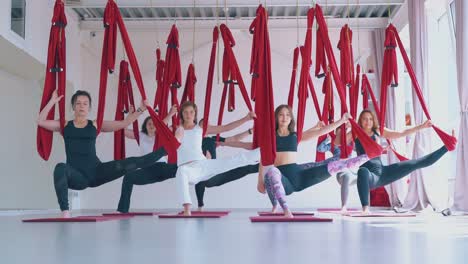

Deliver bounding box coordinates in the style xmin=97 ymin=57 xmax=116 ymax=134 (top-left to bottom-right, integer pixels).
xmin=175 ymin=101 xmax=260 ymax=215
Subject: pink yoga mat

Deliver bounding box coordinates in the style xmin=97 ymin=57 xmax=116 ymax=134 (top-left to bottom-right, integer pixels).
xmin=317 ymin=208 xmax=360 ymax=212
xmin=177 ymin=211 xmax=230 ymax=215
xmin=257 ymin=212 xmax=314 ymax=216
xmin=102 ymin=212 xmax=160 ymax=216
xmin=159 ymin=214 xmax=223 ymax=219
xmin=250 ymin=216 xmax=333 ymax=223
xmin=22 ymin=215 xmax=133 ymax=223
xmin=344 ymin=212 xmax=417 ymax=217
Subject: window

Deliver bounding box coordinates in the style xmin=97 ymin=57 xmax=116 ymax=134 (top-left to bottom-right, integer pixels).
xmin=11 ymin=0 xmax=26 ymax=38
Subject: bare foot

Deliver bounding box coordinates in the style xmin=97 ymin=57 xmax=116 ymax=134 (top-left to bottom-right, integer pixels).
xmin=61 ymin=210 xmax=71 ymax=218
xmin=271 ymin=205 xmax=278 ymax=213
xmin=284 ymin=209 xmax=294 ymax=218
xmin=340 ymin=206 xmax=348 ymax=215
xmin=197 ymin=207 xmax=203 ymax=212
xmin=183 ymin=204 xmax=191 ymax=216
xmin=361 ymin=206 xmax=370 ymax=215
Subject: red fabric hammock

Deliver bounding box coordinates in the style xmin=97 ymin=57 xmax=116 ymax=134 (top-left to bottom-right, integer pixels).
xmin=287 ymin=47 xmax=300 ymax=108
xmin=114 ymin=60 xmax=140 ymax=160
xmin=98 ymin=0 xmax=180 ymax=157
xmin=362 ymin=74 xmax=408 ymax=161
xmin=295 ymin=9 xmax=316 ymax=143
xmin=380 ymin=24 xmax=457 ymax=151
xmin=315 ymin=27 xmax=327 ymax=78
xmin=181 ymin=63 xmax=197 ymax=103
xmin=249 ymin=5 xmax=276 ymax=165
xmin=315 ymin=4 xmax=383 ymax=159
xmin=162 ymin=25 xmax=182 ymax=132
xmin=351 ymin=64 xmax=360 ymax=119
xmin=153 ymin=48 xmax=165 ymax=110
xmin=379 ymin=24 xmax=399 ymax=135
xmin=206 ymin=24 xmax=254 ymax=142
xmin=37 ymin=0 xmax=67 ymax=161
xmin=315 ymin=71 xmax=335 ymax=162
xmin=337 ymin=25 xmax=355 ymax=88
xmin=202 ymin=27 xmax=219 ymax=136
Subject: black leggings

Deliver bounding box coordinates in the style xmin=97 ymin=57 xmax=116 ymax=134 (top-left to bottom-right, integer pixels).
xmin=278 ymin=162 xmax=331 ymax=195
xmin=117 ymin=162 xmax=178 ymax=213
xmin=53 ymin=148 xmax=167 ymax=211
xmin=195 ymin=164 xmax=259 ymax=207
xmin=357 ymin=146 xmax=448 ymax=206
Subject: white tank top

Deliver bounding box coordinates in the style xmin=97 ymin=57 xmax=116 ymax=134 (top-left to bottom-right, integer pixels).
xmin=177 ymin=125 xmax=206 ymax=166
xmin=139 ymin=132 xmax=167 ymax=163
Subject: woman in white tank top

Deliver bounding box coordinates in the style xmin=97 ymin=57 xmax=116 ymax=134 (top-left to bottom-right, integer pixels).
xmin=175 ymin=101 xmax=260 ymax=215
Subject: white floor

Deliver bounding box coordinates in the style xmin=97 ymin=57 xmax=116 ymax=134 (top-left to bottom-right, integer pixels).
xmin=1 ymin=209 xmax=468 ymax=264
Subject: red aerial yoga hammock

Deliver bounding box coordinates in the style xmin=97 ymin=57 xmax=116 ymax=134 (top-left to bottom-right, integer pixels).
xmin=113 ymin=60 xmax=140 ymax=160
xmin=250 ymin=5 xmax=276 ymax=166
xmin=315 ymin=4 xmax=383 ymax=159
xmin=361 ymin=74 xmax=409 ymax=161
xmin=293 ymin=9 xmax=319 ymax=143
xmin=151 ymin=25 xmax=182 ymax=164
xmin=379 ymin=24 xmax=457 ymax=151
xmin=202 ymin=23 xmax=253 ymax=141
xmin=216 ymin=24 xmax=254 ymax=139
xmin=315 ymin=71 xmax=336 ymax=162
xmin=202 ymin=27 xmax=219 ymax=137
xmin=181 ymin=63 xmax=197 ymax=103
xmin=98 ymin=0 xmax=180 ymax=157
xmin=337 ymin=25 xmax=355 ymax=88
xmin=336 ymin=24 xmax=356 ymax=158
xmin=37 ymin=0 xmax=67 ymax=161
xmin=287 ymin=47 xmax=300 ymax=108
xmin=162 ymin=25 xmax=182 ymax=132
xmin=315 ymin=27 xmax=327 ymax=78
xmin=153 ymin=48 xmax=165 ymax=111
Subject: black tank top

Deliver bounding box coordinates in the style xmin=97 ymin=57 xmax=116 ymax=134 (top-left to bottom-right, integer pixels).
xmin=276 ymin=132 xmax=298 ymax=152
xmin=63 ymin=120 xmax=100 ymax=175
xmin=355 ymin=130 xmax=383 ymax=173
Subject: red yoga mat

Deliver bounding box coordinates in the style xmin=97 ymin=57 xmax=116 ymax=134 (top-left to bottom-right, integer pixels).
xmin=250 ymin=216 xmax=333 ymax=223
xmin=102 ymin=212 xmax=160 ymax=216
xmin=344 ymin=212 xmax=417 ymax=217
xmin=257 ymin=212 xmax=314 ymax=216
xmin=22 ymin=215 xmax=133 ymax=223
xmin=159 ymin=213 xmax=223 ymax=219
xmin=178 ymin=211 xmax=230 ymax=216
xmin=317 ymin=208 xmax=360 ymax=212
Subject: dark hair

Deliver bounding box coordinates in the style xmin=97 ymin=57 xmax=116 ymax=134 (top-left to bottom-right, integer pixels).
xmin=179 ymin=101 xmax=198 ymax=125
xmin=71 ymin=90 xmax=92 ymax=109
xmin=141 ymin=116 xmax=152 ymax=135
xmin=358 ymin=109 xmax=379 ymax=131
xmin=275 ymin=104 xmax=296 ymax=133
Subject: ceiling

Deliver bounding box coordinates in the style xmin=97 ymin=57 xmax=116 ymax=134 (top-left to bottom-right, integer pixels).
xmin=65 ymin=0 xmax=406 ymax=30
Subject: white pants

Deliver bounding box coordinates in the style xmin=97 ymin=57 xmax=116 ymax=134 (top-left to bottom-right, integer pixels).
xmin=176 ymin=148 xmax=260 ymax=205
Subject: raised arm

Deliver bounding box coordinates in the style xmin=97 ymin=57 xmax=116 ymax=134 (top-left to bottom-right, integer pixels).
xmin=382 ymin=120 xmax=432 ymax=140
xmin=333 ymin=124 xmax=353 ymax=146
xmin=37 ymin=90 xmax=63 ymax=132
xmin=225 ymin=128 xmax=253 ymax=143
xmin=205 ymin=112 xmax=256 ymax=135
xmin=302 ymin=113 xmax=350 ymax=141
xmin=162 ymin=105 xmax=178 ymax=125
xmin=124 ymin=129 xmax=136 ymax=139
xmin=101 ymin=101 xmax=147 ymax=132
xmin=218 ymin=141 xmax=254 ymax=150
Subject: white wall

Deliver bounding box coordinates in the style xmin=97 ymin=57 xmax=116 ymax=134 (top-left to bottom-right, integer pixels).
xmin=78 ymin=25 xmax=375 ymax=209
xmin=0 ymin=0 xmax=83 ymax=209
